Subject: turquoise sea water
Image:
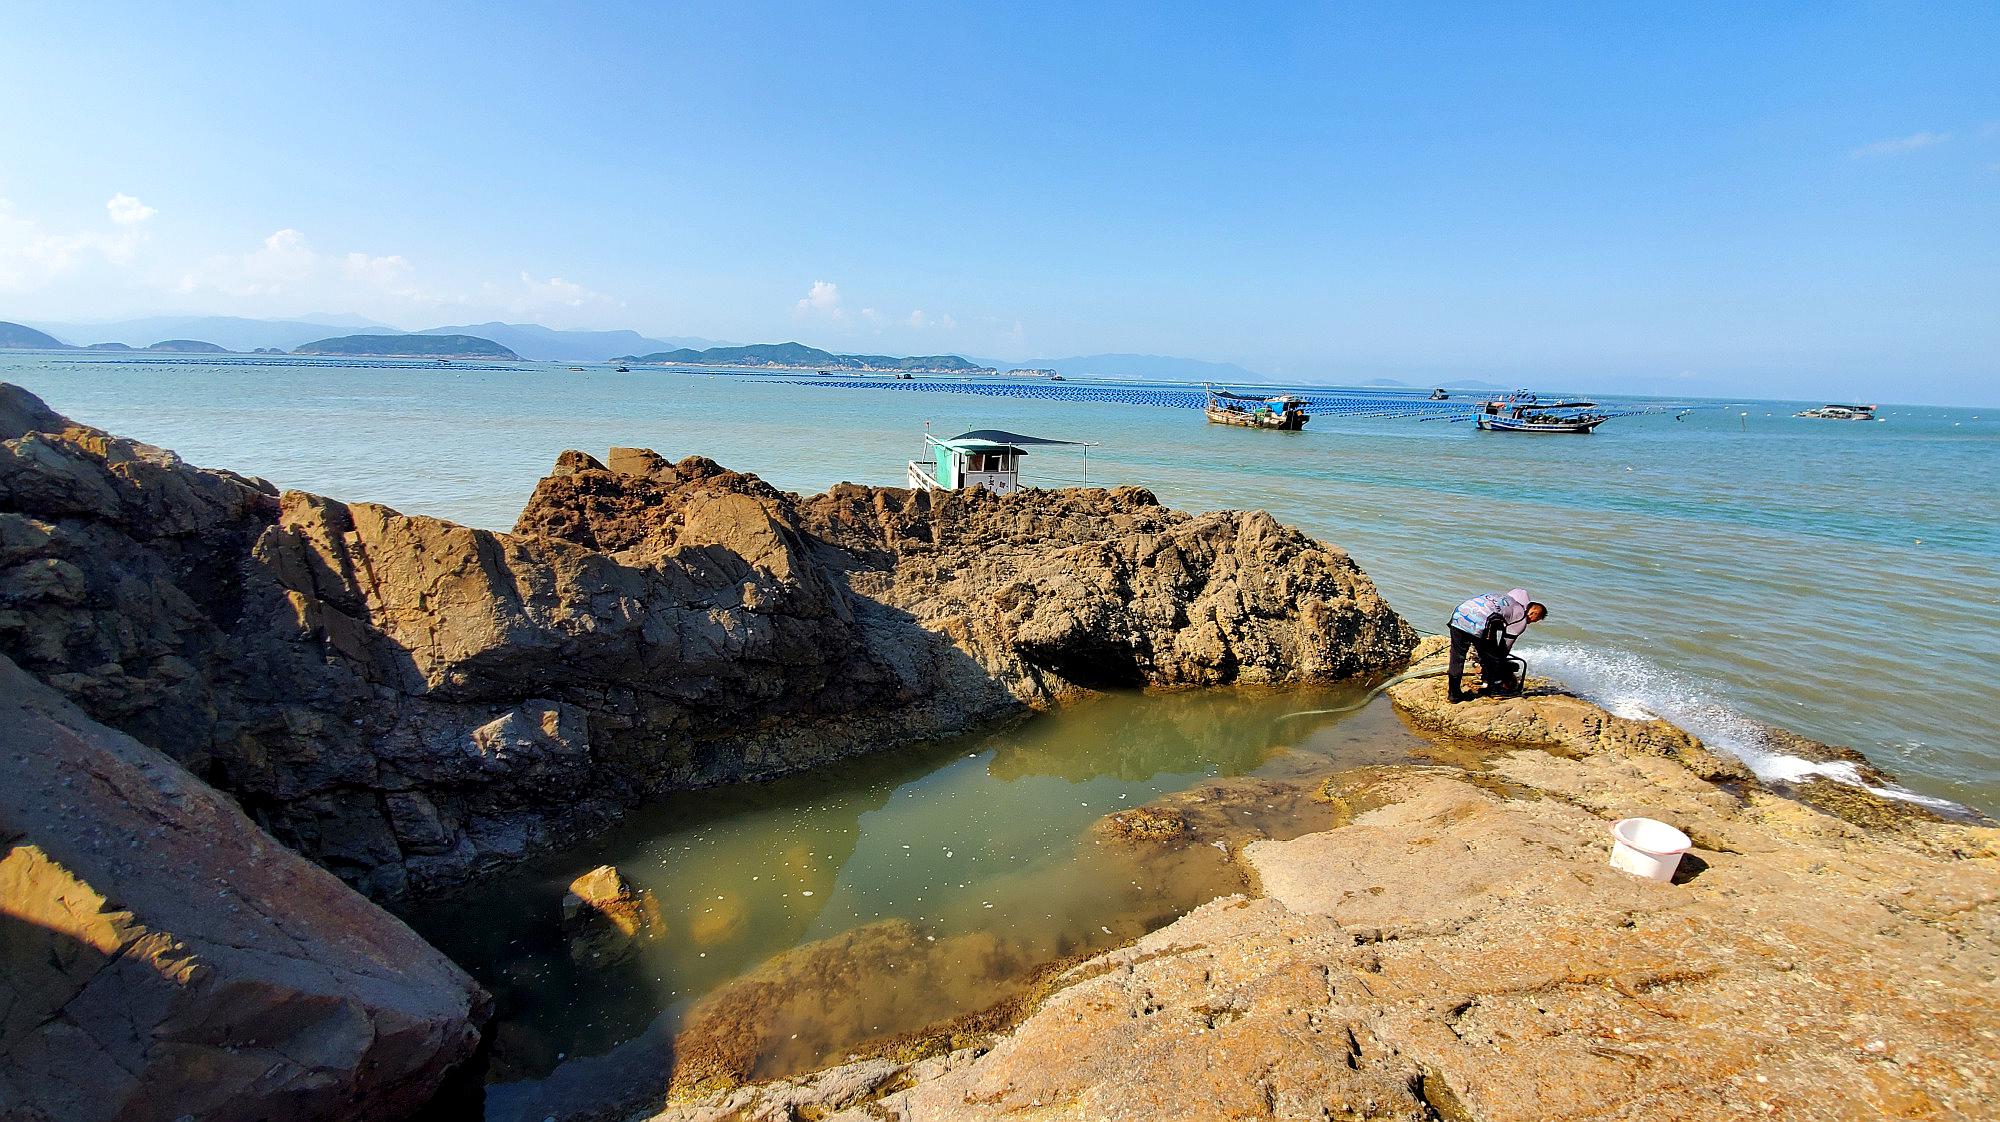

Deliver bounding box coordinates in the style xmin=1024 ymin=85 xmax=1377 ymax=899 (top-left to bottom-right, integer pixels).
xmin=7 ymin=353 xmax=1996 ymax=811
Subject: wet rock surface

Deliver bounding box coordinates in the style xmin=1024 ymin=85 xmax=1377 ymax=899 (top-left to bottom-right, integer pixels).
xmin=562 ymin=864 xmax=666 ymax=965
xmin=0 ymin=655 xmax=489 ymax=1122
xmin=653 ymin=682 xmax=1999 ymax=1122
xmin=0 ymin=384 xmax=1414 ymax=896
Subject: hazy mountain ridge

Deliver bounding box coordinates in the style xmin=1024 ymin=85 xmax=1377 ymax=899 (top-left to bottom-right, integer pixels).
xmin=626 ymin=341 xmax=990 ymax=372
xmin=294 ymin=334 xmax=520 ymax=359
xmin=970 ymin=352 xmax=1266 ymax=382
xmin=26 ymin=315 xmax=399 ymax=352
xmin=415 ymin=322 xmax=724 ymax=362
xmin=0 ymin=321 xmax=71 ymax=349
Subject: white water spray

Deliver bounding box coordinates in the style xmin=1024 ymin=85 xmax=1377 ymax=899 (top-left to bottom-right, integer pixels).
xmin=1526 ymin=642 xmax=1958 ymax=811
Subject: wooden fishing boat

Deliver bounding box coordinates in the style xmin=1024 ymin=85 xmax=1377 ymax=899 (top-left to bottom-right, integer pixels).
xmin=1475 ymin=392 xmax=1607 ymax=433
xmin=1204 ymin=386 xmax=1310 ymax=430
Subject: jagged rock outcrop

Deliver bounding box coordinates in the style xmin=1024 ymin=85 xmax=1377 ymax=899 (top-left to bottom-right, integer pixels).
xmin=0 ymin=385 xmax=1413 ymax=896
xmin=517 ymin=449 xmax=1411 ymax=699
xmin=0 ymin=655 xmax=489 ymax=1122
xmin=652 ymin=691 xmax=2000 ymax=1122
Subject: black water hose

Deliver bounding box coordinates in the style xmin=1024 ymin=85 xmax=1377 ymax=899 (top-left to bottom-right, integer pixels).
xmin=1274 ymin=649 xmax=1530 ymax=722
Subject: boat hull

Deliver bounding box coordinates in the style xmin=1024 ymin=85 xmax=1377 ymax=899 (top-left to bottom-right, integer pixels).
xmin=1205 ymin=406 xmax=1309 ymax=431
xmin=1476 ymin=415 xmax=1604 ymax=433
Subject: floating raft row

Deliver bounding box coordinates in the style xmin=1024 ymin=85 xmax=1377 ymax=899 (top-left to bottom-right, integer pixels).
xmin=719 ymin=373 xmax=1722 ymax=423
xmin=53 ymin=356 xmax=525 ymax=373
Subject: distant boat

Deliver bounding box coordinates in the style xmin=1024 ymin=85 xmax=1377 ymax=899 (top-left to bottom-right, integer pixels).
xmin=614 ymin=364 xmax=631 ymax=373
xmin=894 ymin=371 xmax=913 ymax=380
xmin=1204 ymin=385 xmax=1309 ymax=430
xmin=906 ymin=428 xmax=1096 ymax=494
xmin=1048 ymin=373 xmax=1065 ymax=382
xmin=1475 ymin=391 xmax=1607 ymax=433
xmin=1795 ymin=403 xmax=1878 ymax=420
xmin=1429 ymin=388 xmax=1449 ymax=400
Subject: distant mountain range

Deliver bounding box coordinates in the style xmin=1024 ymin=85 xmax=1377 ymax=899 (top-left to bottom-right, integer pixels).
xmin=23 ymin=315 xmax=401 ymax=353
xmin=5 ymin=312 xmax=1532 ymax=393
xmin=626 ymin=341 xmax=990 ymax=373
xmin=15 ymin=316 xmax=719 ymax=361
xmin=968 ymin=352 xmax=1266 ymax=383
xmin=294 ymin=334 xmax=520 ymax=359
xmin=417 ymin=322 xmax=722 ymax=362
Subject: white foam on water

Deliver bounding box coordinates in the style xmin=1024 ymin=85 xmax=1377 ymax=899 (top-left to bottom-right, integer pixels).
xmin=1523 ymin=642 xmax=1959 ymax=811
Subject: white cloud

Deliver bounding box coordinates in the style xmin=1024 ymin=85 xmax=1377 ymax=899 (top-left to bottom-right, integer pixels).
xmin=478 ymin=271 xmax=623 ymax=315
xmin=3 ymin=196 xmax=623 ymax=325
xmin=799 ymin=283 xmax=957 ymax=335
xmin=106 ymin=193 xmax=157 ymax=226
xmin=0 ymin=194 xmax=155 ymax=289
xmin=1849 ymin=131 xmax=1949 ymax=158
xmin=794 ymin=279 xmax=846 ymax=320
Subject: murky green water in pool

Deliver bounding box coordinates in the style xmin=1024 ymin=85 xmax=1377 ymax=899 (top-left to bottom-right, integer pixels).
xmin=404 ymin=684 xmax=1427 ymax=1115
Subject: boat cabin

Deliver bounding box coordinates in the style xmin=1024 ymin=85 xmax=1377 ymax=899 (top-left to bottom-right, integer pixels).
xmin=907 ymin=429 xmax=1091 ymax=494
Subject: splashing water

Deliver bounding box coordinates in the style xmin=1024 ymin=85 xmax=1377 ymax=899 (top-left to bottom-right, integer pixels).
xmin=1525 ymin=642 xmax=1960 ymax=811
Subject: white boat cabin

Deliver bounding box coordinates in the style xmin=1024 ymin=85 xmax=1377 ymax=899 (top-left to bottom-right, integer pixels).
xmin=907 ymin=429 xmax=1090 ymax=494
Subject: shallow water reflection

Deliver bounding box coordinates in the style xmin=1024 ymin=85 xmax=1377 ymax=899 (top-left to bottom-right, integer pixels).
xmin=404 ymin=684 xmax=1424 ymax=1113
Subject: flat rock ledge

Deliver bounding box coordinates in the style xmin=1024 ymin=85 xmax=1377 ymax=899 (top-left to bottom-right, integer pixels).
xmin=650 ymin=673 xmax=1999 ymax=1121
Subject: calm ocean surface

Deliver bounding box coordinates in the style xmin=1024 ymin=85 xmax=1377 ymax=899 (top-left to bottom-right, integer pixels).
xmin=8 ymin=353 xmax=1997 ymax=811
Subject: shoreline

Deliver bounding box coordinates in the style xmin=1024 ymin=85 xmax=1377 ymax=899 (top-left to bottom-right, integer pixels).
xmin=641 ymin=663 xmax=1998 ymax=1122
xmin=3 ymin=380 xmax=1994 ymax=1122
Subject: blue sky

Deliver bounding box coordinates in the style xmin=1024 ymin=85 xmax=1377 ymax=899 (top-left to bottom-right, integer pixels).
xmin=2 ymin=3 xmax=1995 ymax=401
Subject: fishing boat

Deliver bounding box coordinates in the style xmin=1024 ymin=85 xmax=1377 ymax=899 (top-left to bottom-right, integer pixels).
xmin=1475 ymin=391 xmax=1608 ymax=433
xmin=907 ymin=429 xmax=1096 ymax=494
xmin=1204 ymin=386 xmax=1310 ymax=430
xmin=1429 ymin=388 xmax=1450 ymax=400
xmin=1795 ymin=403 xmax=1878 ymax=420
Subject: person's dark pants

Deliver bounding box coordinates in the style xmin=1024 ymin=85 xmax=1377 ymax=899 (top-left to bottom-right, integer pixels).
xmin=1447 ymin=626 xmax=1511 ymax=698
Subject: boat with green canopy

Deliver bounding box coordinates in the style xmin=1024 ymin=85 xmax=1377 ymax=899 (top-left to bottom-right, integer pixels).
xmin=907 ymin=428 xmax=1097 ymax=494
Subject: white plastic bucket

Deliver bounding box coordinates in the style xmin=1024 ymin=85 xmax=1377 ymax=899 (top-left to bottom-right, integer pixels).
xmin=1608 ymin=817 xmax=1692 ymax=882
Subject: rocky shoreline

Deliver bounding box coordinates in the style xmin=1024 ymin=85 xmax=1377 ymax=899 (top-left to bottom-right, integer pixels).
xmin=0 ymin=384 xmax=1413 ymax=901
xmin=647 ymin=652 xmax=1998 ymax=1122
xmin=0 ymin=382 xmax=1413 ymax=1120
xmin=4 ymin=382 xmax=1992 ymax=1121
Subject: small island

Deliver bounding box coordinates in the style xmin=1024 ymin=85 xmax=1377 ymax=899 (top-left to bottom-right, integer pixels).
xmin=146 ymin=339 xmax=230 ymax=353
xmin=292 ymin=333 xmax=520 ymax=360
xmin=624 ymin=341 xmax=993 ymax=374
xmin=0 ymin=321 xmax=71 ymax=349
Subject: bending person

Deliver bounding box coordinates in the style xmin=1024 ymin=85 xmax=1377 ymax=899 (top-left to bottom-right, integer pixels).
xmin=1446 ymin=588 xmax=1547 ymax=702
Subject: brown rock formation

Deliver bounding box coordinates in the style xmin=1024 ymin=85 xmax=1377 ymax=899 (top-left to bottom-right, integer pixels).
xmin=514 ymin=451 xmax=1414 ymax=699
xmin=0 ymin=383 xmax=1414 ymax=896
xmin=562 ymin=863 xmax=666 ymax=964
xmin=650 ymin=688 xmax=1998 ymax=1122
xmin=0 ymin=655 xmax=489 ymax=1122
